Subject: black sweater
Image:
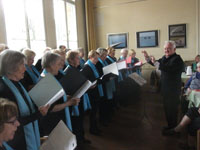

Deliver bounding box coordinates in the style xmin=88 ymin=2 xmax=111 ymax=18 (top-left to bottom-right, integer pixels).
xmin=158 ymin=53 xmax=184 ymax=96
xmin=0 ymin=79 xmax=41 ymax=150
xmin=81 ymin=64 xmax=100 ymax=99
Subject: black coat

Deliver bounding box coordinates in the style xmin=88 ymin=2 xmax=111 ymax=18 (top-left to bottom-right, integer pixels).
xmin=81 ymin=64 xmax=100 ymax=99
xmin=35 ymin=58 xmax=42 ymax=73
xmin=39 ymin=74 xmax=67 ymax=136
xmin=158 ymin=53 xmax=184 ymax=96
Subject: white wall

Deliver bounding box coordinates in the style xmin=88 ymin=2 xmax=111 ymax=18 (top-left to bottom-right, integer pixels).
xmin=94 ymin=0 xmax=200 ymax=61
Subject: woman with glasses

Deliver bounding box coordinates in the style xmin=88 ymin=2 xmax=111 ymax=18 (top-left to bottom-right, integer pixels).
xmin=0 ymin=98 xmax=20 ymax=150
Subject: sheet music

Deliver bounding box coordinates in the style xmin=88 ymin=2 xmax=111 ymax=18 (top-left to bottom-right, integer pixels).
xmin=103 ymin=62 xmax=119 ymax=76
xmin=129 ymin=73 xmax=147 ymax=86
xmin=116 ymin=61 xmax=127 ymax=70
xmin=29 ymin=73 xmax=65 ymax=107
xmin=134 ymin=61 xmax=142 ymax=66
xmin=40 ymin=120 xmax=77 ymax=150
xmin=72 ymin=80 xmax=97 ymax=98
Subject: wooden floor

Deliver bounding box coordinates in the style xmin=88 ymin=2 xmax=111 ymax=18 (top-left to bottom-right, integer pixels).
xmin=81 ymin=86 xmax=182 ymax=150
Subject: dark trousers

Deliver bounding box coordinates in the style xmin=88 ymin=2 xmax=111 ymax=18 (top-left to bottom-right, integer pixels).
xmin=89 ymin=96 xmax=100 ymax=131
xmin=99 ymin=97 xmax=112 ymax=123
xmin=186 ymin=107 xmax=200 ymax=136
xmin=71 ymin=100 xmax=85 ymax=141
xmin=163 ymin=94 xmax=180 ymax=128
xmin=150 ymin=70 xmax=160 ymax=91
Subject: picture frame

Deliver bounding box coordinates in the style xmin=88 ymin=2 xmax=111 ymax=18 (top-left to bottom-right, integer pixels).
xmin=168 ymin=24 xmax=186 ymax=48
xmin=107 ymin=33 xmax=128 ymax=49
xmin=136 ymin=30 xmax=159 ymax=48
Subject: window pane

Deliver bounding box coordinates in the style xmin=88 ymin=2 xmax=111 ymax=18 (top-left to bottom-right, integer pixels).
xmin=69 ymin=41 xmax=78 ymax=50
xmin=66 ymin=2 xmax=78 ymax=49
xmin=30 ymin=41 xmax=46 ymax=62
xmin=2 ymin=0 xmax=28 ymax=50
xmin=26 ymin=0 xmax=46 ymax=55
xmin=54 ymin=0 xmax=68 ymax=48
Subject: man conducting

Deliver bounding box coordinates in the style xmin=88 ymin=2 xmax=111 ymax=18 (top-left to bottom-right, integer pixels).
xmin=158 ymin=41 xmax=184 ymax=132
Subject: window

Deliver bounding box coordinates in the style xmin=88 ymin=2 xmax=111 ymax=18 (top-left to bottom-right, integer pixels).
xmin=26 ymin=0 xmax=46 ymax=57
xmin=2 ymin=0 xmax=46 ymax=59
xmin=2 ymin=0 xmax=28 ymax=50
xmin=54 ymin=0 xmax=78 ymax=49
xmin=54 ymin=0 xmax=68 ymax=47
xmin=66 ymin=2 xmax=78 ymax=49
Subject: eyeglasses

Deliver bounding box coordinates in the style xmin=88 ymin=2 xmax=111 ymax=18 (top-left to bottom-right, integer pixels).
xmin=5 ymin=117 xmax=18 ymax=125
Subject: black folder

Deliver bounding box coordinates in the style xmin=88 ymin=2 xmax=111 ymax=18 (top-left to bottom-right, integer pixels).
xmin=59 ymin=67 xmax=87 ymax=95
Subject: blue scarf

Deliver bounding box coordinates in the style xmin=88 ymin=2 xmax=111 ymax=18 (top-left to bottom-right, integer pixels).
xmin=80 ymin=58 xmax=85 ymax=69
xmin=119 ymin=56 xmax=126 ymax=61
xmin=98 ymin=58 xmax=113 ymax=99
xmin=59 ymin=69 xmax=66 ymax=75
xmin=86 ymin=60 xmax=104 ymax=97
xmin=3 ymin=142 xmax=13 ymax=150
xmin=25 ymin=65 xmax=40 ymax=84
xmin=104 ymin=59 xmax=116 ymax=92
xmin=42 ymin=69 xmax=73 ymax=131
xmin=65 ymin=61 xmax=69 ymax=68
xmin=98 ymin=58 xmax=106 ymax=67
xmin=83 ymin=93 xmax=92 ymax=111
xmin=106 ymin=56 xmax=115 ymax=63
xmin=2 ymin=77 xmax=40 ymax=150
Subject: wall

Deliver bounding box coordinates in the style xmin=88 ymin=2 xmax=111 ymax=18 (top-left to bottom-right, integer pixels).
xmin=94 ymin=0 xmax=199 ymax=61
xmin=0 ymin=0 xmax=7 ymax=43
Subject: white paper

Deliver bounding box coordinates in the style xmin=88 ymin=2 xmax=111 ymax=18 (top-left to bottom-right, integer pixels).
xmin=103 ymin=62 xmax=119 ymax=76
xmin=40 ymin=120 xmax=77 ymax=150
xmin=186 ymin=66 xmax=192 ymax=76
xmin=128 ymin=73 xmax=147 ymax=86
xmin=134 ymin=61 xmax=142 ymax=66
xmin=91 ymin=80 xmax=97 ymax=86
xmin=116 ymin=61 xmax=127 ymax=70
xmin=72 ymin=80 xmax=96 ymax=99
xmin=29 ymin=73 xmax=64 ymax=107
xmin=45 ymin=89 xmax=65 ymax=106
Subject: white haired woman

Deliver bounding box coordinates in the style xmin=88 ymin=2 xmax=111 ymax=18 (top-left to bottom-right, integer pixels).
xmin=39 ymin=52 xmax=80 ymax=136
xmin=96 ymin=48 xmax=116 ymax=126
xmin=21 ymin=49 xmax=40 ymax=91
xmin=118 ymin=48 xmax=129 ymax=79
xmin=0 ymin=50 xmax=49 ymax=150
xmin=77 ymin=47 xmax=85 ymax=68
xmin=65 ymin=50 xmax=92 ymax=145
xmin=0 ymin=98 xmax=20 ymax=150
xmin=118 ymin=48 xmax=128 ymax=61
xmin=81 ymin=50 xmax=104 ymax=136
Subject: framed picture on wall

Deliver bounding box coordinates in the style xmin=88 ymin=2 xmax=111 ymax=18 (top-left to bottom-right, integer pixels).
xmin=107 ymin=33 xmax=128 ymax=49
xmin=136 ymin=30 xmax=159 ymax=48
xmin=168 ymin=24 xmax=186 ymax=48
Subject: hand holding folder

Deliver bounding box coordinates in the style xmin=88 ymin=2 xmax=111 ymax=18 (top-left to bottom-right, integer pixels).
xmin=29 ymin=73 xmax=65 ymax=107
xmin=72 ymin=80 xmax=97 ymax=98
xmin=40 ymin=120 xmax=77 ymax=150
